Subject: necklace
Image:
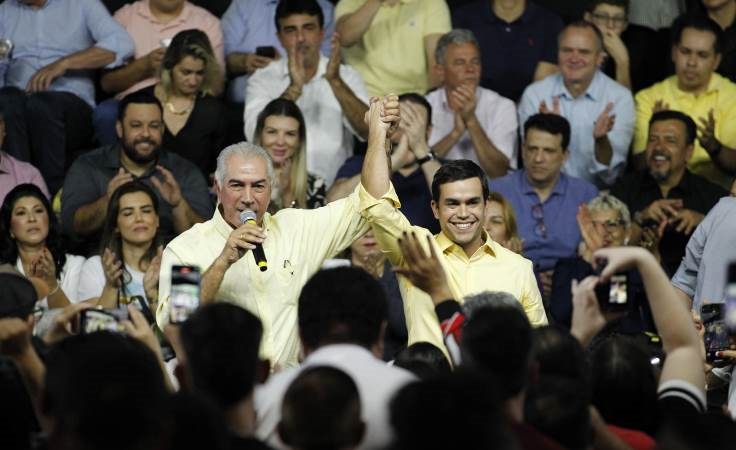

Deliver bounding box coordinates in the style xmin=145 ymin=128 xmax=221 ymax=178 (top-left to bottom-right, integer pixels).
xmin=165 ymin=99 xmax=193 ymax=116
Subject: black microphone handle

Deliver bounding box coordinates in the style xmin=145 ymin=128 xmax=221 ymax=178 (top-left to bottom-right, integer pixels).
xmin=252 ymin=242 xmax=268 ymax=272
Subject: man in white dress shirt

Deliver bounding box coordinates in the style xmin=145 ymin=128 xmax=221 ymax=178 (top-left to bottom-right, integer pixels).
xmin=426 ymin=29 xmax=518 ymax=179
xmin=244 ymin=0 xmax=368 ymax=185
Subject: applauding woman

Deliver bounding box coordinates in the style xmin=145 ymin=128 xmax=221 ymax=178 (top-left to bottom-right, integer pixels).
xmin=77 ymin=182 xmax=162 ymax=312
xmin=1 ymin=184 xmax=83 ymax=308
xmin=253 ymin=98 xmax=326 ymax=214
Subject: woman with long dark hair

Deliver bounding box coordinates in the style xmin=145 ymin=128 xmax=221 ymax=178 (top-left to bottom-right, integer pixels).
xmin=0 ymin=183 xmax=83 ymax=308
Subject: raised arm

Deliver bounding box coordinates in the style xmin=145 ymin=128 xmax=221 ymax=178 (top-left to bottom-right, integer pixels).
xmin=361 ymin=94 xmax=400 ymax=199
xmin=336 ymin=0 xmax=383 ymax=47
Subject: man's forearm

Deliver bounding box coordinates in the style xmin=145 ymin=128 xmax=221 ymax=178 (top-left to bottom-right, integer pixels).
xmin=60 ymin=47 xmax=116 ymax=71
xmin=200 ymin=258 xmax=228 ymax=304
xmin=73 ymin=196 xmax=108 ymax=235
xmin=226 ymin=53 xmax=249 ymax=76
xmin=431 ymin=129 xmax=463 ymax=158
xmin=171 ymin=200 xmax=205 ymax=235
xmin=466 ymin=116 xmax=509 ymax=178
xmin=280 ymin=83 xmax=302 ymax=102
xmin=100 ymin=57 xmax=152 ymax=94
xmin=614 ymin=60 xmax=632 ymax=90
xmin=336 ymin=0 xmax=382 ymax=47
xmin=361 ymin=125 xmax=391 ymax=199
xmin=328 ymin=77 xmax=369 ymax=139
xmin=594 ymin=135 xmax=613 ymax=166
xmin=712 ymin=145 xmax=736 ymax=175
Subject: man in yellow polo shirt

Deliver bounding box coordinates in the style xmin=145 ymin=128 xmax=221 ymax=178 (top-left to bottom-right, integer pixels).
xmin=359 ymin=95 xmax=547 ymax=353
xmin=633 ymin=15 xmax=736 ymax=189
xmin=335 ymin=0 xmax=451 ymax=96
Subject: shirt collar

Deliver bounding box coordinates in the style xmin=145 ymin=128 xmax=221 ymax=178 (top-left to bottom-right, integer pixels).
xmin=106 ymin=144 xmax=167 ymax=179
xmin=435 ymin=229 xmax=496 ymax=257
xmin=672 ymin=72 xmax=724 ymax=99
xmin=641 ymin=168 xmax=694 ymax=194
xmin=212 ymin=204 xmax=274 ymax=239
xmin=556 ymin=71 xmax=604 ymax=101
xmin=139 ymin=0 xmax=192 ymax=25
xmin=487 ymin=2 xmax=534 ymax=24
xmin=519 ymin=169 xmax=568 ymax=197
xmin=278 ymin=55 xmax=328 ymax=80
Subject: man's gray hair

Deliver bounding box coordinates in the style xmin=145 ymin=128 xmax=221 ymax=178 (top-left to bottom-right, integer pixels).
xmin=462 ymin=291 xmax=523 ymax=319
xmin=435 ymin=29 xmax=479 ymax=66
xmin=214 ymin=142 xmax=274 ymax=187
xmin=587 ymin=193 xmax=631 ymax=228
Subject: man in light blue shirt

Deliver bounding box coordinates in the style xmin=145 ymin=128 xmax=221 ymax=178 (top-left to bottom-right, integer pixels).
xmin=0 ymin=0 xmax=134 ymax=193
xmin=221 ymin=0 xmax=334 ymax=103
xmin=518 ymin=20 xmax=634 ymax=189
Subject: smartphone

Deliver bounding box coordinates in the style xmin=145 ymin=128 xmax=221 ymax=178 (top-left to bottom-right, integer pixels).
xmin=595 ymin=274 xmax=629 ymax=312
xmin=255 ymin=46 xmax=277 ymax=58
xmin=80 ymin=308 xmax=129 ymax=334
xmin=170 ymin=265 xmax=201 ymax=324
xmin=725 ymin=262 xmax=736 ymax=335
xmin=702 ymin=303 xmax=730 ymax=366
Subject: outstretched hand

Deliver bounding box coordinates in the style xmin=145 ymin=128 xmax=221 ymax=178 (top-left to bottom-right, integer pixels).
xmin=394 ymin=231 xmax=452 ymax=304
xmin=570 ymin=276 xmax=606 ymax=347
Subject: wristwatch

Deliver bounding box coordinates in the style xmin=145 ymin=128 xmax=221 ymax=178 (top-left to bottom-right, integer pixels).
xmin=416 ymin=151 xmax=436 ymax=166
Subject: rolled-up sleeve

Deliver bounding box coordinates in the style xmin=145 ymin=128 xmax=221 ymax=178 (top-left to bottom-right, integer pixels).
xmin=85 ymin=0 xmax=134 ymax=68
xmin=671 ymin=215 xmax=707 ymax=299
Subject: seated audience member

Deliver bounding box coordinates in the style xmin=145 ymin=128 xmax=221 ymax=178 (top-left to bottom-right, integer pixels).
xmin=485 ymin=191 xmax=523 ymax=254
xmin=632 ymin=15 xmax=736 ymax=190
xmin=135 ymin=29 xmax=227 ymax=179
xmin=76 ymin=182 xmax=162 ymax=311
xmin=253 ymin=99 xmax=325 ymax=214
xmin=0 ymin=184 xmax=84 ymax=309
xmin=584 ymin=0 xmax=663 ymax=92
xmin=254 ymin=267 xmax=415 ymax=449
xmin=244 ymin=0 xmax=369 ymax=186
xmin=490 ymin=114 xmax=598 ymax=298
xmin=0 ymin=0 xmax=134 ymax=194
xmin=359 ymin=96 xmax=547 ymax=356
xmin=178 ymin=303 xmax=272 ymax=449
xmin=451 ymin=0 xmax=563 ymax=102
xmin=94 ymin=0 xmax=225 ymax=145
xmin=703 ymin=0 xmax=736 ymax=82
xmin=221 ymin=0 xmax=335 ymax=103
xmin=389 ymin=374 xmax=515 ymax=450
xmin=327 ymin=93 xmax=441 ymax=233
xmin=393 ymin=342 xmax=452 ymax=380
xmin=612 ymin=111 xmax=728 ymax=276
xmin=61 ymin=92 xmax=212 ymax=253
xmin=278 ymin=366 xmax=365 ymax=450
xmin=426 ymin=29 xmax=517 ymax=178
xmin=335 ymin=0 xmax=451 ymax=97
xmin=518 ymin=20 xmax=635 ymax=188
xmin=0 ymin=109 xmax=49 ymax=205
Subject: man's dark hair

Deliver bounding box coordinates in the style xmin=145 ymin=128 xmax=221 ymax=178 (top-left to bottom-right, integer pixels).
xmin=394 ymin=342 xmax=452 ymax=380
xmin=460 ymin=304 xmax=532 ymax=400
xmin=671 ymin=14 xmax=723 ymax=54
xmin=117 ymin=91 xmax=164 ymax=122
xmin=390 ymin=372 xmax=515 ymax=450
xmin=298 ymin=267 xmax=387 ymax=351
xmin=42 ymin=332 xmax=169 ymax=450
xmin=279 ymin=366 xmax=363 ymax=450
xmin=430 ymin=160 xmax=489 ymax=202
xmin=586 ymin=0 xmax=629 ymax=14
xmin=533 ymin=325 xmax=589 ymax=384
xmin=524 ymin=375 xmax=592 ymax=450
xmin=560 ymin=20 xmax=605 ymax=53
xmin=524 ymin=113 xmax=571 ymax=150
xmin=275 ymin=0 xmax=325 ymax=31
xmin=180 ymin=303 xmax=263 ymax=409
xmin=649 ymin=110 xmax=698 ymax=145
xmin=398 ymin=92 xmax=433 ymax=128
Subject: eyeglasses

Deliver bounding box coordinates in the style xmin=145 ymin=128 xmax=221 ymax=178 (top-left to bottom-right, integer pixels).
xmin=590 ymin=12 xmax=627 ymax=27
xmin=592 ymin=219 xmax=625 ymax=233
xmin=532 ymin=203 xmax=547 ymax=239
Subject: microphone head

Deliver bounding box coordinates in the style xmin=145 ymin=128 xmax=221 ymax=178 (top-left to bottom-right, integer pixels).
xmin=240 ymin=209 xmax=257 ymax=224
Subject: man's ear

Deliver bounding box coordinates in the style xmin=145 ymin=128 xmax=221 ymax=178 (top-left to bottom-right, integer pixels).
xmin=431 ymin=199 xmax=440 ymax=220
xmin=115 ymin=120 xmax=123 ymax=140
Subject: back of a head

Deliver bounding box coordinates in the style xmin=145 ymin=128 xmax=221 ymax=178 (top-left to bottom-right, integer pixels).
xmin=279 ymin=366 xmax=363 ymax=450
xmin=167 ymin=392 xmax=230 ymax=450
xmin=393 ymin=342 xmax=452 ymax=380
xmin=298 ymin=267 xmax=387 ymax=351
xmin=589 ymin=335 xmax=658 ymax=434
xmin=389 ymin=372 xmax=514 ymax=450
xmin=524 ymin=375 xmax=591 ymax=450
xmin=533 ymin=326 xmax=589 ymax=384
xmin=180 ymin=303 xmax=263 ymax=410
xmin=43 ymin=332 xmax=168 ymax=450
xmin=460 ymin=304 xmax=532 ymax=400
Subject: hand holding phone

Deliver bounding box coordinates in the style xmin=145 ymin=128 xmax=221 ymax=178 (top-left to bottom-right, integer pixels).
xmin=170 ymin=265 xmax=201 ymax=324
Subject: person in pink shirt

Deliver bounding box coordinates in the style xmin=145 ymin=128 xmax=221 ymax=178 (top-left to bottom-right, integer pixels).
xmin=0 ymin=110 xmax=49 ymax=205
xmin=93 ymin=0 xmax=225 ymax=145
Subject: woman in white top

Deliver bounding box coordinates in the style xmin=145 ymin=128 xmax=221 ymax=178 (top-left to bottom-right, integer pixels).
xmin=1 ymin=183 xmax=83 ymax=308
xmin=77 ymin=181 xmax=162 ymax=312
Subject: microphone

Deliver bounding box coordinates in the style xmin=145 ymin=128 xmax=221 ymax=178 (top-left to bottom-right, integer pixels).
xmin=239 ymin=209 xmax=268 ymax=272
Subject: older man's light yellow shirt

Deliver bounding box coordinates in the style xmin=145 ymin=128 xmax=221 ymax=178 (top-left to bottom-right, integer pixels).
xmin=335 ymin=0 xmax=451 ymax=96
xmin=157 ymin=190 xmax=368 ymax=369
xmin=633 ymin=74 xmax=736 ymax=189
xmin=358 ymin=184 xmax=547 ymax=352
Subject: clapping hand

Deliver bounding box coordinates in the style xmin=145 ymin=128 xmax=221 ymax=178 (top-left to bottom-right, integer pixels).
xmin=394 ymin=231 xmax=453 ymax=304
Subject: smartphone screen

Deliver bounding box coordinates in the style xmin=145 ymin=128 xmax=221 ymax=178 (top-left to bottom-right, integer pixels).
xmin=170 ymin=265 xmax=201 ymax=324
xmin=80 ymin=308 xmax=128 ymax=334
xmin=725 ymin=262 xmax=736 ymax=334
xmin=702 ymin=304 xmax=730 ymax=365
xmin=595 ymin=273 xmax=628 ymax=312
xmin=255 ymin=46 xmax=276 ymax=58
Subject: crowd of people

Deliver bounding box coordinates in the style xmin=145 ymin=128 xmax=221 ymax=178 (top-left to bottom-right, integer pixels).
xmin=2 ymin=0 xmax=736 ymax=449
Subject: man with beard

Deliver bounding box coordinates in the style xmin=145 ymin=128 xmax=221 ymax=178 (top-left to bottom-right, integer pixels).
xmin=61 ymin=92 xmax=212 ymax=253
xmin=612 ymin=110 xmax=728 ymax=276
